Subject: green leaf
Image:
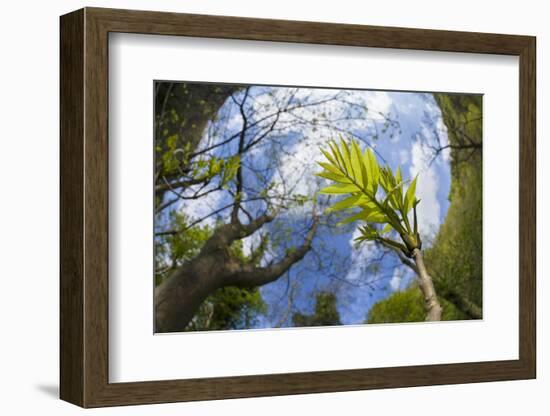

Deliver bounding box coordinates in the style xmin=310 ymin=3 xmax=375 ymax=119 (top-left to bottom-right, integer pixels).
xmin=319 ymin=183 xmax=358 ymax=194
xmin=338 ymin=210 xmax=369 ymax=225
xmin=365 ymin=210 xmax=387 ymax=223
xmin=358 ymin=198 xmax=377 ymax=210
xmin=350 ymin=140 xmax=364 ymax=187
xmin=327 ymin=194 xmax=363 ymax=212
xmin=338 ymin=203 xmax=386 ymax=225
xmin=381 ymin=180 xmax=403 ymax=211
xmin=395 ymin=167 xmax=404 ymax=207
xmin=403 ymin=176 xmax=418 ymax=214
xmin=316 ymin=171 xmax=351 ymax=183
xmin=395 ymin=166 xmax=402 ymax=184
xmin=340 ymin=138 xmax=353 ymax=178
xmin=320 ymin=148 xmax=338 ymax=166
xmin=366 ymin=149 xmax=380 ymax=191
xmin=317 ymin=161 xmax=342 ymax=176
xmin=329 ymin=141 xmax=345 ymax=170
xmin=355 ymin=224 xmax=379 ymax=242
xmin=381 ymin=223 xmax=393 ymax=234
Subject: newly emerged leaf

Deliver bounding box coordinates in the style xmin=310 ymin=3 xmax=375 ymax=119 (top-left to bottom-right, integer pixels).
xmin=403 ymin=176 xmax=418 ymax=214
xmin=364 ymin=210 xmax=387 ymax=223
xmin=395 ymin=166 xmax=403 ymax=184
xmin=327 ymin=194 xmax=363 ymax=212
xmin=338 ymin=210 xmax=369 ymax=225
xmin=319 ymin=148 xmax=338 ymax=167
xmin=328 ymin=141 xmax=344 ymax=168
xmin=317 ymin=161 xmax=344 ymax=176
xmin=319 ymin=183 xmax=358 ymax=194
xmin=317 ymin=137 xmax=422 ymax=255
xmin=381 ymin=223 xmax=393 ymax=234
xmin=316 ymin=171 xmax=350 ymax=183
xmin=350 ymin=140 xmax=364 ymax=187
xmin=340 ymin=138 xmax=354 ymax=177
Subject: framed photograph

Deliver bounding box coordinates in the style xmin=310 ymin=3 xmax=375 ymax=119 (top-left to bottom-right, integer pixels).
xmin=60 ymin=7 xmax=536 ymax=408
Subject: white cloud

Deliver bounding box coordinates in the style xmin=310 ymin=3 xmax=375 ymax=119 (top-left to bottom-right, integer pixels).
xmin=423 ymin=98 xmax=451 ymax=163
xmin=344 ymin=229 xmax=378 ymax=282
xmin=364 ymin=91 xmax=392 ymax=119
xmin=176 ymin=187 xmax=226 ymax=228
xmin=409 ymin=141 xmax=440 ymax=241
xmin=389 ymin=267 xmax=405 ymax=292
xmin=264 ymin=89 xmax=395 ymax=203
xmin=399 ymin=148 xmax=409 ymax=164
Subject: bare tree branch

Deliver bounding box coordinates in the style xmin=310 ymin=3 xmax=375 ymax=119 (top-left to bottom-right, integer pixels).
xmin=231 ymin=87 xmax=251 ymax=224
xmin=227 ymin=215 xmax=319 ymax=288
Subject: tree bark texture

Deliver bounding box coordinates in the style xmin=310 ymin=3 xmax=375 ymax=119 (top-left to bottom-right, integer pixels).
xmin=412 ymin=248 xmax=443 ymax=321
xmin=381 ymin=241 xmax=481 ymax=319
xmin=155 ymin=216 xmax=319 ymax=332
xmin=154 ymin=83 xmax=240 ymax=204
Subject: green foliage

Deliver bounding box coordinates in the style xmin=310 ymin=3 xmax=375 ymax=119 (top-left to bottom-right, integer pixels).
xmin=366 ymin=286 xmax=467 ymax=324
xmin=155 ymin=82 xmax=240 ymax=202
xmin=434 ymin=93 xmax=482 ymax=170
xmin=189 ymin=286 xmax=267 ymax=331
xmin=292 ymin=292 xmax=341 ymax=327
xmin=221 ymin=155 xmax=241 ymax=188
xmin=426 ymin=94 xmax=483 ymax=308
xmin=316 ymin=138 xmax=421 ymax=257
xmin=156 ymin=212 xmax=268 ymax=331
xmin=423 ymin=164 xmax=482 ymax=308
xmin=155 ymin=212 xmax=212 ymax=286
xmin=167 ymin=214 xmax=211 ymax=261
xmin=365 ymin=94 xmax=483 ymax=323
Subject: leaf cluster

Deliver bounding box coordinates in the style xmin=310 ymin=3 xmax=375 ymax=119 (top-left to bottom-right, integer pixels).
xmin=317 ymin=138 xmax=421 ymax=257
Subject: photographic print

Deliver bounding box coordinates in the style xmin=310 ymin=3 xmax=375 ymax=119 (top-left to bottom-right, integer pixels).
xmin=153 ymin=82 xmax=482 ymax=333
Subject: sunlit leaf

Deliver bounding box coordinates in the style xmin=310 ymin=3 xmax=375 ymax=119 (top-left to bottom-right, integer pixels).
xmin=351 ymin=140 xmax=365 ymax=187
xmin=365 ymin=210 xmax=387 ymax=223
xmin=404 ymin=176 xmax=418 ymax=214
xmin=320 ymin=148 xmax=338 ymax=166
xmin=319 ymin=183 xmax=358 ymax=194
xmin=327 ymin=194 xmax=363 ymax=212
xmin=338 ymin=210 xmax=369 ymax=225
xmin=328 ymin=141 xmax=345 ymax=170
xmin=316 ymin=171 xmax=351 ymax=183
xmin=381 ymin=223 xmax=393 ymax=234
xmin=368 ymin=150 xmax=380 ymax=188
xmin=317 ymin=161 xmax=342 ymax=175
xmin=316 ymin=138 xmax=423 ymax=254
xmin=340 ymin=138 xmax=353 ymax=178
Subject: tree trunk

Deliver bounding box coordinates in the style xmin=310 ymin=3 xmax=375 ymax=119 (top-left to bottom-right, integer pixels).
xmin=379 ymin=241 xmax=481 ymax=319
xmin=154 ymin=251 xmax=227 ymax=333
xmin=435 ymin=283 xmax=482 ymax=319
xmin=154 ymin=215 xmax=319 ymax=332
xmin=155 ymin=83 xmax=240 ymax=205
xmin=412 ymin=248 xmax=442 ymax=321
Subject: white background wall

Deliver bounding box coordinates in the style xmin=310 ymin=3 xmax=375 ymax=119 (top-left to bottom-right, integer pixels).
xmin=0 ymin=0 xmax=546 ymax=414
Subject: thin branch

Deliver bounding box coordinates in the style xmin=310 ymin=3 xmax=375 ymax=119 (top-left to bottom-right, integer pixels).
xmin=231 ymin=87 xmax=251 ymax=224
xmin=228 ymin=214 xmax=319 ymax=288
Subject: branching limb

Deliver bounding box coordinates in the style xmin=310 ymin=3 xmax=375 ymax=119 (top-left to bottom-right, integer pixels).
xmin=227 ymin=215 xmax=319 ymax=288
xmin=231 ymin=87 xmax=251 ymax=224
xmin=377 ymin=239 xmax=418 ymax=273
xmin=411 ymin=248 xmax=442 ymax=321
xmin=378 ymin=241 xmax=481 ymax=319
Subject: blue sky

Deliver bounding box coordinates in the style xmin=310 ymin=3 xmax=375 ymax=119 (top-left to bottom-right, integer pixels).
xmin=161 ymin=85 xmax=452 ymax=328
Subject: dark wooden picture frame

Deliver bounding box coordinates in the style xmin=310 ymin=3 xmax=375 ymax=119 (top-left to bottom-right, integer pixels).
xmin=60 ymin=7 xmax=536 ymax=408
